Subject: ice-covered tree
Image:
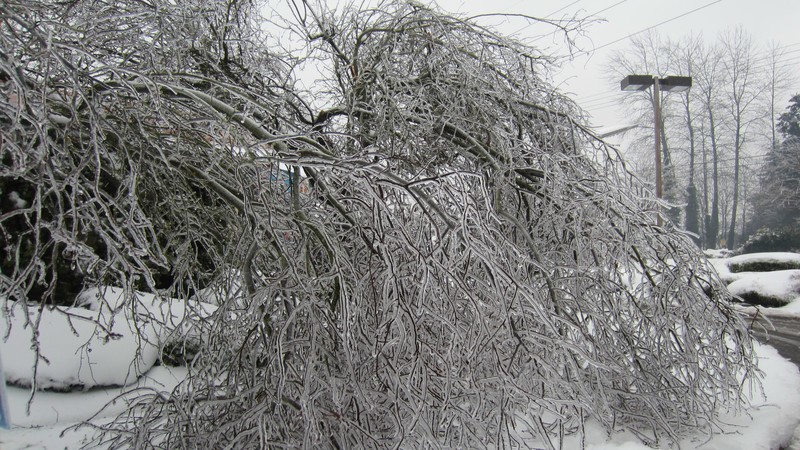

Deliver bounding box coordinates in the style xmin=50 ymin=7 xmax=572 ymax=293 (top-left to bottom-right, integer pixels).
xmin=1 ymin=1 xmax=758 ymax=448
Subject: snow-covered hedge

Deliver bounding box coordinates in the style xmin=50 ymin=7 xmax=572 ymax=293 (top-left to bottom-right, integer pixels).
xmin=727 ymin=270 xmax=800 ymax=307
xmin=709 ymin=252 xmax=800 ymax=310
xmin=1 ymin=288 xmax=215 ymax=390
xmin=709 ymin=252 xmax=800 ymax=282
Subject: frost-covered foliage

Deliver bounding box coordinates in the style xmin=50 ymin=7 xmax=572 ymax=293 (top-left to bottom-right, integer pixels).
xmin=1 ymin=1 xmax=759 ymax=449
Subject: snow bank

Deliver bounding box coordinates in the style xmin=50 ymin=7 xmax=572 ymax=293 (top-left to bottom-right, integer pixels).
xmin=1 ymin=287 xmax=215 ymax=390
xmin=708 ymin=252 xmax=800 ymax=314
xmin=3 ymin=336 xmax=800 ymax=449
xmin=727 ymin=252 xmax=800 ymax=266
xmin=708 ymin=257 xmax=736 ymax=282
xmin=1 ymin=301 xmax=160 ymax=389
xmin=79 ymin=286 xmax=217 ymax=349
xmin=711 ymin=252 xmax=800 ymax=281
xmin=728 ymin=270 xmax=800 ymax=306
xmin=583 ymin=343 xmax=800 ymax=449
xmin=1 ymin=366 xmax=187 ymax=449
xmin=6 ymin=366 xmax=188 ymax=427
xmin=3 ymin=281 xmax=799 ymax=448
xmin=684 ymin=343 xmax=800 ymax=450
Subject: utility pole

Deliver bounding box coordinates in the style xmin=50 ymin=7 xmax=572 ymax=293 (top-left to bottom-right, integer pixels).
xmin=653 ymin=76 xmax=663 ymax=202
xmin=621 ymin=74 xmax=692 ymax=226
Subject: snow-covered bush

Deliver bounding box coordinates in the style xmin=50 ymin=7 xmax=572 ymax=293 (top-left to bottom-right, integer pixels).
xmin=728 ymin=271 xmax=800 ymax=307
xmin=709 ymin=252 xmax=800 ymax=308
xmin=742 ymin=228 xmax=800 ymax=254
xmin=1 ymin=300 xmax=160 ymax=390
xmin=1 ymin=1 xmax=759 ymax=448
xmin=729 ymin=251 xmax=800 ymax=273
xmin=0 ymin=287 xmax=216 ymax=390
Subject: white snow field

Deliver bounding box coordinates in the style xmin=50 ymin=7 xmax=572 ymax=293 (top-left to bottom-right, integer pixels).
xmin=2 ymin=260 xmax=800 ymax=449
xmin=1 ymin=287 xmax=214 ymax=390
xmin=1 ymin=366 xmax=187 ymax=449
xmin=2 ymin=342 xmax=797 ymax=449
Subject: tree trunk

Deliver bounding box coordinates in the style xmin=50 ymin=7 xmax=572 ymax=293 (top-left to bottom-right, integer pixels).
xmin=707 ymin=108 xmax=720 ymax=248
xmin=683 ymin=94 xmax=700 ymax=244
xmin=727 ymin=117 xmax=741 ymax=249
xmin=701 ymin=122 xmax=710 ymax=248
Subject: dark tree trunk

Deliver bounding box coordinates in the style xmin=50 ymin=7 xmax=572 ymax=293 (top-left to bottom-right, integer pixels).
xmin=727 ymin=120 xmax=741 ymax=250
xmin=683 ymin=94 xmax=700 ymax=245
xmin=707 ymin=108 xmax=720 ymax=248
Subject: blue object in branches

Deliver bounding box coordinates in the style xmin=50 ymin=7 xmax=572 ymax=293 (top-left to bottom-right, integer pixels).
xmin=0 ymin=350 xmax=9 ymax=428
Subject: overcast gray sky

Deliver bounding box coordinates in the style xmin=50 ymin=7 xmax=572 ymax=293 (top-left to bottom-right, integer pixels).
xmin=437 ymin=0 xmax=800 ymax=131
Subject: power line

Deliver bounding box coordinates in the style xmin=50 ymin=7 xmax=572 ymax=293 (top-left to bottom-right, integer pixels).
xmin=751 ymin=52 xmax=800 ymax=72
xmin=577 ymin=42 xmax=800 ymax=104
xmin=577 ymin=50 xmax=800 ymax=111
xmin=589 ymin=0 xmax=630 ymax=18
xmin=545 ymin=0 xmax=584 ymax=19
xmin=583 ymin=99 xmax=627 ymax=113
xmin=518 ymin=0 xmax=630 ymax=45
xmin=581 ymin=92 xmax=626 ymax=108
xmin=588 ymin=1 xmax=723 ymax=54
xmin=576 ymin=49 xmax=800 ymax=106
xmin=580 ymin=0 xmax=723 ymax=55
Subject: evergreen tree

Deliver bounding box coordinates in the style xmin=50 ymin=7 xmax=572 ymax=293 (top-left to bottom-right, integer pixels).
xmin=778 ymin=94 xmax=800 ymax=140
xmin=747 ymin=94 xmax=800 ymax=250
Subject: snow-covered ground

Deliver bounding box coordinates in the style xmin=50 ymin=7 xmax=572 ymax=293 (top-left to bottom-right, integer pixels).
xmin=1 ymin=286 xmax=210 ymax=448
xmin=3 ymin=259 xmax=800 ymax=449
xmin=1 ymin=366 xmax=187 ymax=449
xmin=2 ymin=342 xmax=798 ymax=449
xmin=591 ymin=343 xmax=800 ymax=450
xmin=1 ymin=287 xmax=214 ymax=390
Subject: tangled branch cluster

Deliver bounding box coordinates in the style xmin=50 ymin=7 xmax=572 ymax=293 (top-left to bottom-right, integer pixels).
xmin=1 ymin=1 xmax=757 ymax=448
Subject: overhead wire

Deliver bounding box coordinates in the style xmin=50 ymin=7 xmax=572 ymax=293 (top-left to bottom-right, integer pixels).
xmin=513 ymin=2 xmax=797 ymax=190
xmin=578 ymin=41 xmax=800 ymax=102
xmin=544 ymin=0 xmax=584 ymax=19
xmin=516 ymin=0 xmax=629 ymax=44
xmin=497 ymin=1 xmax=799 ymax=130
xmin=577 ymin=44 xmax=800 ymax=115
xmin=582 ymin=66 xmax=799 ymax=113
xmin=589 ymin=0 xmax=629 ymax=18
xmin=575 ymin=40 xmax=800 ymax=106
xmin=580 ymin=0 xmax=723 ymax=55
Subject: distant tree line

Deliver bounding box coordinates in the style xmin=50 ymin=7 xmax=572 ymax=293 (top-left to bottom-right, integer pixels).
xmin=607 ymin=29 xmax=797 ymax=250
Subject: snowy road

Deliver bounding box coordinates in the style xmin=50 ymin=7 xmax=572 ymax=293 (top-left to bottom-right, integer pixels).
xmin=745 ymin=314 xmax=800 ymax=368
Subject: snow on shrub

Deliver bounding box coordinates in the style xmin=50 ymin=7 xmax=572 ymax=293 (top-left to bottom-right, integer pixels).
xmin=709 ymin=252 xmax=800 ymax=283
xmin=727 ymin=252 xmax=800 ymax=273
xmin=1 ymin=287 xmax=216 ymax=390
xmin=1 ymin=301 xmax=158 ymax=390
xmin=727 ymin=270 xmax=800 ymax=307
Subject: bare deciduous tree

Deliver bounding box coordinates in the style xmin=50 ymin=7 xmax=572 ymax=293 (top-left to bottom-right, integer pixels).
xmin=720 ymin=27 xmax=763 ymax=249
xmin=608 ymin=28 xmax=795 ymax=250
xmin=667 ymin=34 xmax=704 ymax=245
xmin=762 ymin=42 xmax=797 ymax=150
xmin=2 ymin=1 xmax=759 ymax=449
xmin=606 ymin=31 xmax=685 ymax=225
